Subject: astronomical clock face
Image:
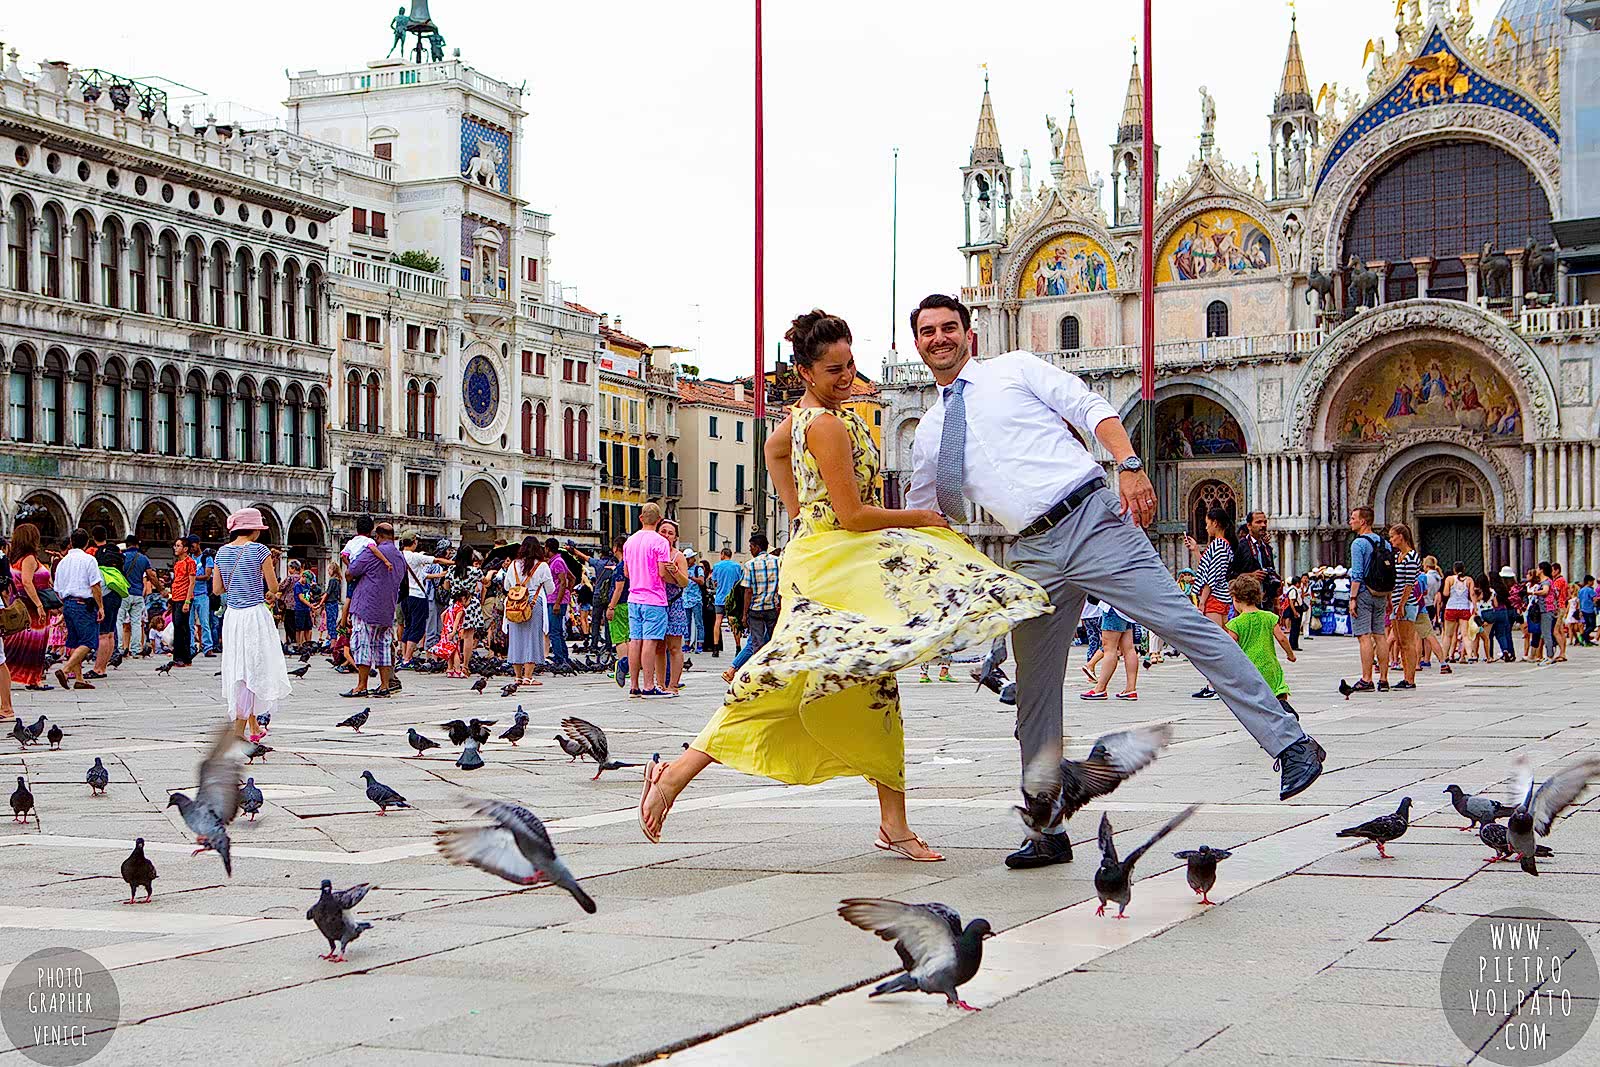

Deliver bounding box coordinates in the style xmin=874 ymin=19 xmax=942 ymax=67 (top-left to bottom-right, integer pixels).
xmin=463 ymin=355 xmax=500 ymax=430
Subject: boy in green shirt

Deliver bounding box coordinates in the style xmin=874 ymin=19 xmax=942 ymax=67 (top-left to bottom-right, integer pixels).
xmin=1227 ymin=575 xmax=1299 ymax=719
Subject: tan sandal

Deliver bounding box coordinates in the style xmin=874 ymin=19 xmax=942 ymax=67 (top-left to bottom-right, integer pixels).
xmin=639 ymin=756 xmax=667 ymax=844
xmin=874 ymin=833 xmax=945 ymax=862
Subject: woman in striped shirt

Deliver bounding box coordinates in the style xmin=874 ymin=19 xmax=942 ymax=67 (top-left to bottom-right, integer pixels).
xmin=1386 ymin=523 xmax=1422 ymax=689
xmin=1182 ymin=507 xmax=1237 ymax=700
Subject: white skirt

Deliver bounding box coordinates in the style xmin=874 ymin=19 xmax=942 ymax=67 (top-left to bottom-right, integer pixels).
xmin=220 ymin=603 xmax=294 ymax=722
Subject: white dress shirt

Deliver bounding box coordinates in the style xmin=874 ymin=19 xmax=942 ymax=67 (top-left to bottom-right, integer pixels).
xmin=54 ymin=548 xmax=104 ymax=598
xmin=907 ymin=351 xmax=1120 ymax=534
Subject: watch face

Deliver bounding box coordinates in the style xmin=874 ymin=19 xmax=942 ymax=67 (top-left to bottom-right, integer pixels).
xmin=463 ymin=355 xmax=500 ymax=429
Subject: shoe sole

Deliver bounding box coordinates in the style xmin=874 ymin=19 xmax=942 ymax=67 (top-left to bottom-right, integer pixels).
xmin=1004 ymin=853 xmax=1074 ymax=870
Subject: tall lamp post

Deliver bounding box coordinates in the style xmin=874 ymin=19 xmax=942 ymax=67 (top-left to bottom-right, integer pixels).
xmin=752 ymin=0 xmax=770 ymax=541
xmin=1138 ymin=0 xmax=1156 ymax=470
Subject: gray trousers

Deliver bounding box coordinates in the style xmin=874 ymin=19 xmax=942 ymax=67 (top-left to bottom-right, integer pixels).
xmin=1008 ymin=489 xmax=1306 ymax=791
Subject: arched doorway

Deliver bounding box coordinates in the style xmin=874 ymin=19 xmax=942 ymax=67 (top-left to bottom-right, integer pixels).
xmin=287 ymin=509 xmax=328 ymax=571
xmin=14 ymin=492 xmax=70 ymax=542
xmin=460 ymin=478 xmax=502 ymax=549
xmin=190 ymin=501 xmax=230 ymax=549
xmin=1408 ymin=470 xmax=1487 ymax=578
xmin=251 ymin=503 xmax=285 ymax=550
xmin=135 ymin=499 xmax=183 ymax=565
xmin=78 ymin=496 xmax=129 ymax=540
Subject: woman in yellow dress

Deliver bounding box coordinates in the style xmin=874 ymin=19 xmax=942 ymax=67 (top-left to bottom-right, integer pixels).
xmin=639 ymin=310 xmax=1050 ymax=860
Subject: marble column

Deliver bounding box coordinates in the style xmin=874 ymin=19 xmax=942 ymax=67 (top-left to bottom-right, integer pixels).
xmin=1461 ymin=252 xmax=1480 ymax=306
xmin=85 ymin=228 xmax=102 ymax=306
xmin=1583 ymin=444 xmax=1594 ymax=511
xmin=1373 ymin=261 xmax=1390 ymax=305
xmin=0 ymin=209 xmax=8 ymax=290
xmin=28 ymin=212 xmax=42 ymax=296
xmin=1509 ymin=249 xmax=1526 ymax=314
xmin=1556 ymin=526 xmax=1570 ymax=576
xmin=1411 ymin=257 xmax=1434 ymax=301
xmin=116 ymin=237 xmax=132 ymax=311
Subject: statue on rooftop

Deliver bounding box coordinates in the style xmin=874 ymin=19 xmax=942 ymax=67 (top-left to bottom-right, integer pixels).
xmin=388 ymin=7 xmax=412 ymax=57
xmin=428 ymin=31 xmax=446 ymax=61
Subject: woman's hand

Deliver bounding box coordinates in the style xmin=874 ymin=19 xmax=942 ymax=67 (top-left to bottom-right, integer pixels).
xmin=909 ymin=510 xmax=951 ymax=530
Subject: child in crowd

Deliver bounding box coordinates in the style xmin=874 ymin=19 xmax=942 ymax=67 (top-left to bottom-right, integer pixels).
xmin=1226 ymin=574 xmax=1299 ymax=719
xmin=437 ymin=594 xmax=467 ymax=677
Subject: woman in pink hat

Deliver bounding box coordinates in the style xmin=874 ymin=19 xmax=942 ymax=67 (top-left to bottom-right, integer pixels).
xmin=212 ymin=507 xmax=293 ymax=739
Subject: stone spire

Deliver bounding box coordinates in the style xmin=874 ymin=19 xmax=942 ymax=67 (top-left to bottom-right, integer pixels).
xmin=970 ymin=72 xmax=1003 ymax=166
xmin=1276 ymin=12 xmax=1312 ymax=111
xmin=1062 ymin=98 xmax=1090 ymax=193
xmin=1117 ymin=47 xmax=1143 ymax=143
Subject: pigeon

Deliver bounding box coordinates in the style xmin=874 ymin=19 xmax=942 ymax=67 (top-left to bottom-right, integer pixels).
xmin=46 ymin=724 xmax=64 ymax=750
xmin=120 ymin=838 xmax=157 ymax=904
xmin=456 ymin=737 xmax=485 ymax=771
xmin=1338 ymin=678 xmax=1354 ymax=700
xmin=239 ymin=777 xmax=264 ymax=820
xmin=837 ymin=898 xmax=991 ymax=1011
xmin=435 ymin=799 xmax=596 ymax=912
xmin=166 ymin=726 xmax=243 ymax=876
xmin=1094 ymin=805 xmax=1199 ymax=918
xmin=156 ymin=660 xmax=174 ymax=675
xmin=1507 ymin=757 xmax=1600 ymax=876
xmin=556 ymin=734 xmax=585 ymax=762
xmin=86 ymin=758 xmax=110 ymax=796
xmin=500 ymin=709 xmax=528 ymax=746
xmin=306 ymin=880 xmax=373 ymax=962
xmin=244 ymin=742 xmax=272 ymax=764
xmin=213 ymin=671 xmax=222 ymax=677
xmin=1479 ymin=820 xmax=1553 ymax=864
xmin=470 ymin=676 xmax=488 ymax=694
xmin=560 ymin=717 xmax=637 ymax=780
xmin=407 ymin=728 xmax=441 ymax=757
xmin=1443 ymin=784 xmax=1515 ymax=832
xmin=440 ymin=720 xmax=471 ymax=746
xmin=336 ymin=708 xmax=370 ymax=732
xmin=299 ymin=651 xmax=313 ymax=663
xmin=256 ymin=712 xmax=271 ymax=731
xmin=10 ymin=777 xmax=34 ymax=823
xmin=361 ymin=770 xmax=409 ymax=814
xmin=1335 ymin=797 xmax=1412 ymax=859
xmin=500 ymin=682 xmax=518 ymax=698
xmin=288 ymin=663 xmax=310 ymax=679
xmin=468 ymin=719 xmax=495 ymax=744
xmin=1016 ymin=724 xmax=1173 ymax=841
xmin=21 ymin=716 xmax=47 ymax=744
xmin=1173 ymin=845 xmax=1233 ymax=905
xmin=973 ymin=658 xmax=1009 ymax=697
xmin=10 ymin=719 xmax=35 ymax=748
xmin=109 ymin=650 xmax=124 ymax=669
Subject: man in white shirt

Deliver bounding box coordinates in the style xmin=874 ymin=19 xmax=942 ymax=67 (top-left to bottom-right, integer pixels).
xmin=905 ymin=294 xmax=1324 ymax=870
xmin=52 ymin=528 xmax=105 ymax=690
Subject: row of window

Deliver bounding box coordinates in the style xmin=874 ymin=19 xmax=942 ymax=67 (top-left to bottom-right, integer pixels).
xmin=520 ymin=349 xmax=589 ymax=383
xmin=1054 ymin=302 xmax=1231 ymax=351
xmin=706 ymin=414 xmax=746 ymax=441
xmin=601 ymin=393 xmax=680 ymax=435
xmin=602 ymin=443 xmax=682 ymax=489
xmin=3 ymin=345 xmax=325 ymax=467
xmin=519 ymin=485 xmax=593 ymax=531
xmin=4 ymin=197 xmax=325 ymax=344
xmin=519 ymin=401 xmax=591 ymax=460
xmin=349 ymin=208 xmax=388 ymax=238
xmin=342 ymin=467 xmax=443 ymax=518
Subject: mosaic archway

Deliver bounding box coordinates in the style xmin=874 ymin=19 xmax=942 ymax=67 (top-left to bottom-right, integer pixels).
xmin=1014 ymin=231 xmax=1118 ymax=298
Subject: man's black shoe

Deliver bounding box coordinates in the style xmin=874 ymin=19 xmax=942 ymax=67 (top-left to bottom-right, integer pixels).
xmin=1005 ymin=833 xmax=1073 ymax=869
xmin=998 ymin=681 xmax=1017 ymax=706
xmin=1376 ymin=680 xmax=1391 ymax=692
xmin=1276 ymin=736 xmax=1325 ymax=801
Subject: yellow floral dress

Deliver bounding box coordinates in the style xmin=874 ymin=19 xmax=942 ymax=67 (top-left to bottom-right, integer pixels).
xmin=692 ymin=405 xmax=1050 ymax=792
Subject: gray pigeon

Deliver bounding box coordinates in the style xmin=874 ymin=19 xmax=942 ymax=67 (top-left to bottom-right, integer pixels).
xmin=306 ymin=879 xmax=373 ymax=962
xmin=360 ymin=771 xmax=409 ymax=814
xmin=1443 ymin=784 xmax=1514 ymax=831
xmin=838 ymin=898 xmax=991 ymax=1011
xmin=440 ymin=719 xmax=471 ymax=746
xmin=1507 ymin=757 xmax=1600 ymax=876
xmin=456 ymin=737 xmax=485 ymax=770
xmin=555 ymin=734 xmax=585 ymax=761
xmin=1016 ymin=724 xmax=1173 ymax=841
xmin=1172 ymin=845 xmax=1233 ymax=905
xmin=244 ymin=741 xmax=272 ymax=763
xmin=239 ymin=778 xmax=264 ymax=820
xmin=287 ymin=663 xmax=310 ymax=678
xmin=166 ymin=726 xmax=243 ymax=876
xmin=21 ymin=715 xmax=47 ymax=743
xmin=407 ymin=728 xmax=441 ymax=757
xmin=435 ymin=799 xmax=596 ymax=912
xmin=86 ymin=758 xmax=110 ymax=796
xmin=1335 ymin=797 xmax=1412 ymax=859
xmin=120 ymin=838 xmax=157 ymax=904
xmin=499 ymin=719 xmax=526 ymax=745
xmin=500 ymin=682 xmax=518 ymax=698
xmin=10 ymin=719 xmax=33 ymax=748
xmin=470 ymin=675 xmax=487 ymax=694
xmin=1094 ymin=805 xmax=1200 ymax=918
xmin=468 ymin=719 xmax=495 ymax=744
xmin=336 ymin=707 xmax=370 ymax=732
xmin=10 ymin=777 xmax=34 ymax=823
xmin=560 ymin=717 xmax=637 ymax=780
xmin=46 ymin=724 xmax=63 ymax=749
xmin=1479 ymin=820 xmax=1553 ymax=864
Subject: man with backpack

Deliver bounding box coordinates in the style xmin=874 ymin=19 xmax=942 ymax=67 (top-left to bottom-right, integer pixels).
xmin=1347 ymin=505 xmax=1395 ymax=693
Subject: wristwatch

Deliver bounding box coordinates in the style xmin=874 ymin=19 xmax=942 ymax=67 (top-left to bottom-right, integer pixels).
xmin=1116 ymin=456 xmax=1145 ymax=474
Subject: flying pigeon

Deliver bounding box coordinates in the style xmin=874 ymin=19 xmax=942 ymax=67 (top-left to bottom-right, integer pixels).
xmin=555 ymin=734 xmax=585 ymax=761
xmin=440 ymin=720 xmax=471 ymax=746
xmin=470 ymin=676 xmax=488 ymax=694
xmin=288 ymin=663 xmax=310 ymax=679
xmin=500 ymin=682 xmax=519 ymax=698
xmin=360 ymin=770 xmax=409 ymax=814
xmin=1335 ymin=796 xmax=1412 ymax=859
xmin=256 ymin=712 xmax=271 ymax=731
xmin=837 ymin=898 xmax=992 ymax=1011
xmin=239 ymin=778 xmax=264 ymax=820
xmin=456 ymin=737 xmax=485 ymax=771
xmin=1443 ymin=784 xmax=1515 ymax=832
xmin=46 ymin=724 xmax=64 ymax=750
xmin=1173 ymin=845 xmax=1233 ymax=905
xmin=10 ymin=719 xmax=35 ymax=748
xmin=1016 ymin=724 xmax=1173 ymax=841
xmin=86 ymin=758 xmax=110 ymax=796
xmin=306 ymin=880 xmax=373 ymax=962
xmin=407 ymin=728 xmax=441 ymax=757
xmin=120 ymin=838 xmax=157 ymax=904
xmin=1095 ymin=805 xmax=1200 ymax=918
xmin=1507 ymin=757 xmax=1600 ymax=876
xmin=109 ymin=649 xmax=124 ymax=669
xmin=166 ymin=726 xmax=244 ymax=876
xmin=560 ymin=717 xmax=637 ymax=780
xmin=1479 ymin=820 xmax=1553 ymax=864
xmin=435 ymin=799 xmax=596 ymax=912
xmin=468 ymin=719 xmax=496 ymax=745
xmin=10 ymin=777 xmax=34 ymax=823
xmin=336 ymin=708 xmax=370 ymax=732
xmin=244 ymin=742 xmax=272 ymax=763
xmin=156 ymin=660 xmax=174 ymax=675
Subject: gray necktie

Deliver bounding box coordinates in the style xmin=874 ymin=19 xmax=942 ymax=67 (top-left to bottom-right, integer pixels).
xmin=935 ymin=380 xmax=967 ymax=522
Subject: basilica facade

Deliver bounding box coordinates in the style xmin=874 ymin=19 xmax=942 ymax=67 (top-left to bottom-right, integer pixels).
xmin=881 ymin=0 xmax=1600 ymax=582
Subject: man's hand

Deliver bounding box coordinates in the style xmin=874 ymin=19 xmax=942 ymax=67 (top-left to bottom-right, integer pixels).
xmin=1118 ymin=469 xmax=1158 ymax=527
xmin=96 ymin=607 xmax=104 ymax=622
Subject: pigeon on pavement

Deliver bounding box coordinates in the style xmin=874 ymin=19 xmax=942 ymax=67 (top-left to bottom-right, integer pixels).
xmin=1094 ymin=805 xmax=1200 ymax=918
xmin=336 ymin=708 xmax=370 ymax=732
xmin=435 ymin=799 xmax=597 ymax=912
xmin=243 ymin=742 xmax=272 ymax=763
xmin=21 ymin=716 xmax=47 ymax=743
xmin=837 ymin=898 xmax=991 ymax=1011
xmin=239 ymin=778 xmax=264 ymax=821
xmin=86 ymin=758 xmax=110 ymax=796
xmin=1173 ymin=845 xmax=1233 ymax=905
xmin=306 ymin=880 xmax=373 ymax=962
xmin=470 ymin=676 xmax=488 ymax=694
xmin=46 ymin=724 xmax=63 ymax=749
xmin=288 ymin=663 xmax=310 ymax=679
xmin=555 ymin=734 xmax=585 ymax=761
xmin=155 ymin=660 xmax=174 ymax=675
xmin=11 ymin=719 xmax=36 ymax=748
xmin=440 ymin=720 xmax=471 ymax=746
xmin=10 ymin=777 xmax=34 ymax=823
xmin=300 ymin=651 xmax=313 ymax=663
xmin=119 ymin=838 xmax=157 ymax=904
xmin=1336 ymin=797 xmax=1412 ymax=859
xmin=1479 ymin=820 xmax=1553 ymax=864
xmin=1338 ymin=678 xmax=1354 ymax=700
xmin=1443 ymin=784 xmax=1515 ymax=831
xmin=500 ymin=682 xmax=519 ymax=698
xmin=456 ymin=737 xmax=485 ymax=770
xmin=166 ymin=726 xmax=243 ymax=876
xmin=468 ymin=719 xmax=495 ymax=744
xmin=500 ymin=709 xmax=527 ymax=746
xmin=1016 ymin=724 xmax=1173 ymax=841
xmin=560 ymin=717 xmax=637 ymax=780
xmin=361 ymin=771 xmax=410 ymax=814
xmin=1508 ymin=757 xmax=1600 ymax=876
xmin=407 ymin=728 xmax=441 ymax=757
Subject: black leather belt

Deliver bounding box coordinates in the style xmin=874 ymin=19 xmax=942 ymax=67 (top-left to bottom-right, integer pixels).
xmin=1018 ymin=477 xmax=1106 ymax=538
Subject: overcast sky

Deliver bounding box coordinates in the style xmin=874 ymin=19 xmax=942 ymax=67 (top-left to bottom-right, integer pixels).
xmin=7 ymin=1 xmax=1497 ymax=378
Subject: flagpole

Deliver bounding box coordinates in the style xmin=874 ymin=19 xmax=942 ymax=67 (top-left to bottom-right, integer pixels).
xmin=890 ymin=147 xmax=899 ymax=353
xmin=752 ymin=0 xmax=770 ymax=542
xmin=1138 ymin=0 xmax=1156 ymax=470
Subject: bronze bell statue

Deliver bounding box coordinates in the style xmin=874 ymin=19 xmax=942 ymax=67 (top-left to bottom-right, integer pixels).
xmin=408 ymin=1 xmax=435 ymax=30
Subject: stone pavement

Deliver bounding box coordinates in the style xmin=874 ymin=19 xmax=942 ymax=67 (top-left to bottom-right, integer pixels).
xmin=1 ymin=636 xmax=1597 ymax=1067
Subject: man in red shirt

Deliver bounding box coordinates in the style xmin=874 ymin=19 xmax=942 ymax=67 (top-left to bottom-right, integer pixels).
xmin=1551 ymin=563 xmax=1571 ymax=662
xmin=168 ymin=538 xmax=196 ymax=666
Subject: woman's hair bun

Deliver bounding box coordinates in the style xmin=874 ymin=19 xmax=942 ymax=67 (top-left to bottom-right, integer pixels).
xmin=784 ymin=309 xmax=852 ymax=367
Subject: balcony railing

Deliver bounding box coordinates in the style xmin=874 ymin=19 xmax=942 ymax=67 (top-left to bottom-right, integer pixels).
xmin=563 ymin=518 xmax=594 ymax=531
xmin=959 ymin=283 xmax=998 ymax=304
xmin=518 ymin=297 xmax=598 ymax=333
xmin=406 ymin=503 xmax=444 ymax=518
xmin=1519 ymin=302 xmax=1600 ymax=339
xmin=629 ymin=477 xmax=643 ymax=490
xmin=332 ymin=254 xmax=449 ymax=299
xmin=347 ymin=498 xmax=389 ymax=514
xmin=470 ymin=282 xmax=509 ymax=304
xmin=521 ymin=208 xmax=552 ymax=233
xmin=647 ymin=475 xmax=664 ymax=496
xmin=343 ymin=422 xmax=385 ymax=435
xmin=405 ymin=429 xmax=443 ymax=442
xmin=247 ymin=130 xmax=396 ymax=182
xmin=522 ymin=511 xmax=553 ymax=531
xmin=667 ymin=478 xmax=683 ymax=497
xmin=287 ymin=60 xmax=518 ymax=107
xmin=612 ymin=472 xmax=629 ymax=487
xmin=666 ymin=420 xmax=679 ymax=438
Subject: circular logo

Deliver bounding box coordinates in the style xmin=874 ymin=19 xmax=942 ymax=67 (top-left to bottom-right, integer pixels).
xmin=1440 ymin=909 xmax=1598 ymax=1065
xmin=462 ymin=355 xmax=500 ymax=430
xmin=2 ymin=948 xmax=120 ymax=1065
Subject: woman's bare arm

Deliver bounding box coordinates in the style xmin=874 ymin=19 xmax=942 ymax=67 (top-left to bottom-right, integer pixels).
xmin=765 ymin=414 xmax=802 ymax=521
